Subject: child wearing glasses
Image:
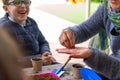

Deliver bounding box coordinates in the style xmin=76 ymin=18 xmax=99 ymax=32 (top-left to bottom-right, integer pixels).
xmin=0 ymin=0 xmax=57 ymax=67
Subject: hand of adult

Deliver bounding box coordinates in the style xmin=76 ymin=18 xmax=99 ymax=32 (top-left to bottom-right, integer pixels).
xmin=56 ymin=47 xmax=92 ymax=59
xmin=59 ymin=29 xmax=75 ymax=49
xmin=41 ymin=52 xmax=56 ymax=65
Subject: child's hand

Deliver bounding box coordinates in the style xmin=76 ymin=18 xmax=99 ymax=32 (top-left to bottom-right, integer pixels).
xmin=41 ymin=52 xmax=56 ymax=65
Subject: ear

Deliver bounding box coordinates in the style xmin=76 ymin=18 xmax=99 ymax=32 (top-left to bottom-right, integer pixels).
xmin=3 ymin=5 xmax=9 ymax=13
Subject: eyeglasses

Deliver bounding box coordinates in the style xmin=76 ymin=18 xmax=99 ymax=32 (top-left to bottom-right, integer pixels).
xmin=7 ymin=0 xmax=31 ymax=7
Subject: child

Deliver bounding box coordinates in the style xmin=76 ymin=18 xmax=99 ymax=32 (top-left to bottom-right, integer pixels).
xmin=0 ymin=0 xmax=56 ymax=67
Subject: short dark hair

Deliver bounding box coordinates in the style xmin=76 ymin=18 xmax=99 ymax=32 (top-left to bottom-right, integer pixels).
xmin=2 ymin=0 xmax=9 ymax=5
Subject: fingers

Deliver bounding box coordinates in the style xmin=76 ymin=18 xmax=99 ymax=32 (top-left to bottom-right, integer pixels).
xmin=56 ymin=48 xmax=69 ymax=53
xmin=41 ymin=52 xmax=56 ymax=65
xmin=56 ymin=48 xmax=80 ymax=58
xmin=50 ymin=56 xmax=56 ymax=63
xmin=59 ymin=31 xmax=70 ymax=48
xmin=41 ymin=52 xmax=52 ymax=65
xmin=59 ymin=30 xmax=75 ymax=48
xmin=56 ymin=48 xmax=76 ymax=59
xmin=65 ymin=30 xmax=75 ymax=48
xmin=56 ymin=47 xmax=92 ymax=59
xmin=56 ymin=48 xmax=74 ymax=54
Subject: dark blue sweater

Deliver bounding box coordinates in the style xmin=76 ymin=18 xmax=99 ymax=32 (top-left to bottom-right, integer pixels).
xmin=0 ymin=13 xmax=51 ymax=57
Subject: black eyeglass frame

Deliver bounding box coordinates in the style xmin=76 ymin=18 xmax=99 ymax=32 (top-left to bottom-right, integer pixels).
xmin=6 ymin=0 xmax=31 ymax=7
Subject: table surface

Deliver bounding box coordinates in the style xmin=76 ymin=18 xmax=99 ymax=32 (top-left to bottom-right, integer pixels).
xmin=23 ymin=63 xmax=83 ymax=80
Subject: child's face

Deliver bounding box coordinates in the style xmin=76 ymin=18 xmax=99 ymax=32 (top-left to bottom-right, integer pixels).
xmin=3 ymin=0 xmax=31 ymax=24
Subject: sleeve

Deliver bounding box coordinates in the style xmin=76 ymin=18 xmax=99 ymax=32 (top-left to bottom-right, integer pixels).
xmin=84 ymin=48 xmax=120 ymax=80
xmin=37 ymin=28 xmax=51 ymax=54
xmin=67 ymin=3 xmax=106 ymax=44
xmin=27 ymin=18 xmax=51 ymax=55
